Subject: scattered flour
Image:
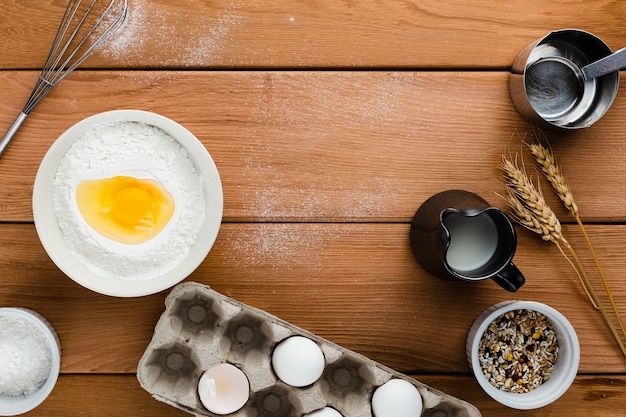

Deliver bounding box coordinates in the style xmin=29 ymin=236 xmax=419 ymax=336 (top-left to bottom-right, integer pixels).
xmin=101 ymin=0 xmax=243 ymax=66
xmin=52 ymin=121 xmax=206 ymax=281
xmin=237 ymin=73 xmax=409 ymax=221
xmin=228 ymin=224 xmax=324 ymax=272
xmin=0 ymin=316 xmax=52 ymax=397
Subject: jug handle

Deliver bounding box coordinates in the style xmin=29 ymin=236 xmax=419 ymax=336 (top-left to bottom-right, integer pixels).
xmin=492 ymin=263 xmax=525 ymax=292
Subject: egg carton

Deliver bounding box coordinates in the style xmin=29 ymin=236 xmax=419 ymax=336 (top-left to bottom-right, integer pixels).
xmin=137 ymin=282 xmax=482 ymax=417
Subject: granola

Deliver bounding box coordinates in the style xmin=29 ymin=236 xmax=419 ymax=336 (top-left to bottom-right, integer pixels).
xmin=478 ymin=309 xmax=558 ymax=393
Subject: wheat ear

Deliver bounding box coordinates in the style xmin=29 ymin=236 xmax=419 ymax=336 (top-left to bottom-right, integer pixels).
xmin=503 ymin=186 xmax=597 ymax=309
xmin=502 ymin=157 xmax=596 ymax=306
xmin=528 ymin=142 xmax=626 ymax=341
xmin=503 ymin=154 xmax=626 ymax=359
xmin=502 ymin=157 xmax=564 ymax=243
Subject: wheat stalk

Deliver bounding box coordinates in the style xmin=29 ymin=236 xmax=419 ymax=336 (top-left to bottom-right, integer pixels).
xmin=527 ymin=142 xmax=578 ymax=215
xmin=502 ymin=157 xmax=564 ymax=241
xmin=528 ymin=141 xmax=626 ymax=341
xmin=502 ymin=157 xmax=595 ymax=303
xmin=502 ymin=155 xmax=626 ymax=359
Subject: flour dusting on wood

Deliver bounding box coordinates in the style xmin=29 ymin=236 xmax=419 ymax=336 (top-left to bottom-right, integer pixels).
xmin=101 ymin=1 xmax=243 ymax=66
xmin=226 ymin=225 xmax=324 ymax=273
xmin=234 ymin=73 xmax=411 ymax=221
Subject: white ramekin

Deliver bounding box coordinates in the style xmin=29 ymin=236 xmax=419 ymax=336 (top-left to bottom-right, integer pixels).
xmin=466 ymin=300 xmax=579 ymax=410
xmin=0 ymin=307 xmax=61 ymax=416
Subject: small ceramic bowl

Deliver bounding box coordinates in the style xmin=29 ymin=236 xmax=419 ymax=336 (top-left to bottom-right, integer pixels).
xmin=466 ymin=300 xmax=579 ymax=410
xmin=32 ymin=110 xmax=223 ymax=297
xmin=0 ymin=308 xmax=61 ymax=416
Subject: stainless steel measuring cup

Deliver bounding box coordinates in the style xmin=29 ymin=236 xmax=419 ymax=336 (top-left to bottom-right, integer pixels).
xmin=509 ymin=29 xmax=619 ymax=129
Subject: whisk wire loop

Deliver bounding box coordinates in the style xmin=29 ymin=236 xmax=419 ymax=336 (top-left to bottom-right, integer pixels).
xmin=0 ymin=0 xmax=127 ymax=157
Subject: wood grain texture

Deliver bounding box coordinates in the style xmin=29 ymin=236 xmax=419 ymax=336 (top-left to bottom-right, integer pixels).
xmin=419 ymin=375 xmax=626 ymax=417
xmin=18 ymin=374 xmax=626 ymax=416
xmin=1 ymin=222 xmax=625 ymax=375
xmin=2 ymin=1 xmax=626 ymax=416
xmin=2 ymin=71 xmax=626 ymax=222
xmin=2 ymin=0 xmax=626 ymax=69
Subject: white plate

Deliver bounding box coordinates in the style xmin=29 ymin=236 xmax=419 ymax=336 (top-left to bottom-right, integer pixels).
xmin=32 ymin=110 xmax=223 ymax=297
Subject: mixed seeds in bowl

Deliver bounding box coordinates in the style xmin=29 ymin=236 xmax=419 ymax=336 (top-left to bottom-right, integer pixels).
xmin=478 ymin=309 xmax=558 ymax=393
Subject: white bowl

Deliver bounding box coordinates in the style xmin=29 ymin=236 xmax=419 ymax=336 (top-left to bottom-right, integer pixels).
xmin=0 ymin=308 xmax=61 ymax=416
xmin=466 ymin=300 xmax=579 ymax=410
xmin=32 ymin=110 xmax=223 ymax=297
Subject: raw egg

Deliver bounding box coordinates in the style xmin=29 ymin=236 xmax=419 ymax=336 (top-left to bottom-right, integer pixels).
xmin=198 ymin=363 xmax=250 ymax=415
xmin=371 ymin=379 xmax=423 ymax=417
xmin=271 ymin=336 xmax=325 ymax=387
xmin=75 ymin=176 xmax=174 ymax=244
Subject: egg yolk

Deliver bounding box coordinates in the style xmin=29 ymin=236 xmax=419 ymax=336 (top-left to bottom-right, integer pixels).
xmin=76 ymin=176 xmax=175 ymax=244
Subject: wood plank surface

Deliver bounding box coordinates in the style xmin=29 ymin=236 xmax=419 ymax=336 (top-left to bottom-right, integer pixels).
xmin=3 ymin=0 xmax=626 ymax=69
xmin=2 ymin=71 xmax=626 ymax=223
xmin=18 ymin=374 xmax=626 ymax=417
xmin=1 ymin=222 xmax=625 ymax=374
xmin=2 ymin=1 xmax=626 ymax=416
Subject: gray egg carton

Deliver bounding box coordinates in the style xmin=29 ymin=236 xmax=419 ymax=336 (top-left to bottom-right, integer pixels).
xmin=137 ymin=282 xmax=481 ymax=417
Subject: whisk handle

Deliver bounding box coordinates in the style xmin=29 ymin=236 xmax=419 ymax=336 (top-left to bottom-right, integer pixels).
xmin=0 ymin=112 xmax=28 ymax=156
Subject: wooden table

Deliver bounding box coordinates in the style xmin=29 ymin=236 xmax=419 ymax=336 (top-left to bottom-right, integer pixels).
xmin=2 ymin=1 xmax=626 ymax=416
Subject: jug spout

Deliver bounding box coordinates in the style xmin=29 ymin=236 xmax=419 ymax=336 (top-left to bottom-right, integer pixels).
xmin=410 ymin=190 xmax=526 ymax=292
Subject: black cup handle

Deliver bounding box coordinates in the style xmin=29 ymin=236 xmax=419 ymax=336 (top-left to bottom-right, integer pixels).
xmin=492 ymin=262 xmax=525 ymax=292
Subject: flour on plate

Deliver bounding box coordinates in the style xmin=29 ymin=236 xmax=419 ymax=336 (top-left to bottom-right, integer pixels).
xmin=52 ymin=120 xmax=206 ymax=281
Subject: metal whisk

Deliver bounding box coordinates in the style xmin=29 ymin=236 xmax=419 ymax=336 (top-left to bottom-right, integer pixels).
xmin=0 ymin=0 xmax=128 ymax=156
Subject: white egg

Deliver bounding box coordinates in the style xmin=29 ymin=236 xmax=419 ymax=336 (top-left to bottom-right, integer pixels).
xmin=371 ymin=379 xmax=423 ymax=417
xmin=197 ymin=363 xmax=250 ymax=415
xmin=303 ymin=406 xmax=344 ymax=417
xmin=271 ymin=336 xmax=325 ymax=387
